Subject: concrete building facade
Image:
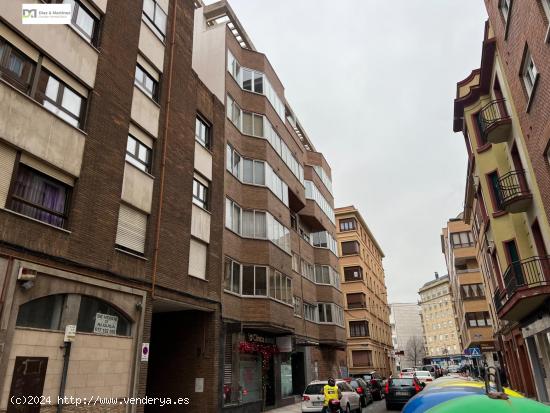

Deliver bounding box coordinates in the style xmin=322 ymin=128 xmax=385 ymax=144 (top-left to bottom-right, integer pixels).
xmin=453 ymin=1 xmax=550 ymax=398
xmin=335 ymin=206 xmax=392 ymax=378
xmin=389 ymin=303 xmax=423 ymax=370
xmin=418 ymin=275 xmax=462 ymax=365
xmin=0 ymin=1 xmax=225 ymax=413
xmin=441 ymin=215 xmax=499 ymax=368
xmin=192 ymin=2 xmax=346 ymax=411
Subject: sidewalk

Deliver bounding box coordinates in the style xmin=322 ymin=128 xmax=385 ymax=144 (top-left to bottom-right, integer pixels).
xmin=268 ymin=402 xmax=301 ymax=413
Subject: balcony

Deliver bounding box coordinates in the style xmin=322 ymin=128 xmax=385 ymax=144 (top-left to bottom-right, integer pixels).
xmin=498 ymin=170 xmax=532 ymax=213
xmin=477 ymin=99 xmax=511 ymax=144
xmin=497 ymin=256 xmax=550 ymax=321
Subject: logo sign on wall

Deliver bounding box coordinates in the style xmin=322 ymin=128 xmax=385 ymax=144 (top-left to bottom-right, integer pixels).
xmin=22 ymin=4 xmax=72 ymax=24
xmin=141 ymin=343 xmax=150 ymax=362
xmin=94 ymin=313 xmax=118 ymax=335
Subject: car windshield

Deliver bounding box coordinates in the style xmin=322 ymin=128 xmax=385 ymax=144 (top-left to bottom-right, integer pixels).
xmin=363 ymin=374 xmax=373 ymax=380
xmin=415 ymin=371 xmax=431 ymax=376
xmin=391 ymin=379 xmax=414 ymax=387
xmin=304 ymin=384 xmax=325 ymax=395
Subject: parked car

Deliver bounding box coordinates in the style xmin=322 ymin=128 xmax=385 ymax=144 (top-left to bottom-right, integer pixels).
xmin=384 ymin=377 xmax=424 ymax=410
xmin=400 ymin=368 xmax=415 ymax=378
xmin=422 ymin=364 xmax=442 ymax=378
xmin=414 ymin=370 xmax=434 ymax=384
xmin=301 ymin=379 xmax=362 ymax=413
xmin=354 ymin=371 xmax=384 ymax=400
xmin=448 ymin=365 xmax=460 ymax=374
xmin=346 ymin=377 xmax=373 ymax=407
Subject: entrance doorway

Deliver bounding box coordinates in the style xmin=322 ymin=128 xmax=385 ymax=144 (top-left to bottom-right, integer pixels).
xmin=7 ymin=357 xmax=48 ymax=413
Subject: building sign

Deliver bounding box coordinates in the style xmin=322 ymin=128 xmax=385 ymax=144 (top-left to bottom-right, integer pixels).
xmin=94 ymin=313 xmax=118 ymax=335
xmin=141 ymin=343 xmax=150 ymax=361
xmin=64 ymin=324 xmax=76 ymax=343
xmin=22 ymin=4 xmax=72 ymax=24
xmin=245 ymin=332 xmax=274 ymax=344
xmin=195 ymin=378 xmax=204 ymax=392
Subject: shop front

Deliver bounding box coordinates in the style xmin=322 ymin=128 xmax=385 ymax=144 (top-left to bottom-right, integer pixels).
xmin=222 ymin=324 xmax=303 ymax=412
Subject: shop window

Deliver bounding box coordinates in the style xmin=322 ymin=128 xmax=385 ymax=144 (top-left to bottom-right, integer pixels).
xmin=280 ymin=357 xmax=293 ymax=397
xmin=77 ymin=296 xmax=131 ymax=336
xmin=16 ymin=294 xmax=65 ymax=330
xmin=239 ymin=354 xmax=262 ymax=403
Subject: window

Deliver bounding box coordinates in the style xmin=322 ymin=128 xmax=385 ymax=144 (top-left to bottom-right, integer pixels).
xmin=313 ymin=165 xmax=333 ymax=194
xmin=292 ymin=253 xmax=300 ymax=272
xmin=465 ymin=312 xmax=492 ymax=327
xmin=268 ymin=270 xmax=292 ymax=304
xmin=142 ymin=0 xmax=167 ymax=39
xmin=341 ymin=241 xmax=359 ymax=255
xmin=135 ymin=64 xmax=159 ymax=101
xmin=349 ymin=321 xmax=369 ymax=337
xmin=542 ymin=0 xmax=550 ymax=42
xmin=311 ymin=231 xmax=338 ymax=255
xmin=126 ymin=135 xmax=152 ymax=173
xmin=314 ymin=265 xmax=340 ymax=288
xmin=339 ymin=218 xmax=356 ymax=231
xmin=500 ymin=0 xmax=511 ymax=23
xmin=293 ymin=296 xmax=302 ymax=316
xmin=301 ymin=259 xmax=314 ymax=282
xmin=487 ymin=172 xmax=503 ymax=211
xmin=521 ymin=48 xmax=538 ymax=99
xmin=242 ymin=112 xmax=264 ymax=137
xmin=451 ymin=231 xmax=473 ymax=248
xmin=115 ymin=204 xmax=147 ymax=255
xmin=318 ymin=303 xmax=344 ymax=326
xmin=77 ymin=296 xmax=131 ymax=336
xmin=36 ymin=70 xmax=85 ymax=128
xmin=461 ymin=284 xmax=486 ymax=300
xmin=225 ymin=198 xmax=290 ymax=253
xmin=0 ymin=38 xmax=35 ymax=93
xmin=192 ymin=176 xmax=209 ymax=210
xmin=224 ymin=258 xmax=241 ymax=294
xmin=64 ymin=0 xmax=99 ymax=44
xmin=344 ymin=266 xmax=363 ymax=282
xmin=347 ymin=293 xmax=366 ymax=309
xmin=9 ymin=163 xmax=71 ymax=228
xmin=195 ymin=116 xmax=211 ymax=149
xmin=188 ymin=239 xmax=207 ymax=279
xmin=305 ymin=180 xmax=335 ymax=224
xmin=16 ymin=294 xmax=65 ymax=330
xmin=352 ymin=350 xmax=372 ymax=367
xmin=303 ymin=303 xmax=317 ymax=322
xmin=242 ymin=266 xmax=268 ymax=296
xmin=241 ymin=68 xmax=264 ymax=94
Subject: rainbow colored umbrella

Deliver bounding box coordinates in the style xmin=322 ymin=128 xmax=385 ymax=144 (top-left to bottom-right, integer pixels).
xmin=402 ymin=378 xmax=549 ymax=413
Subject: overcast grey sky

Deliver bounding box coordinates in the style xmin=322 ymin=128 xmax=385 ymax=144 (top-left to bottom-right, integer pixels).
xmin=224 ymin=0 xmax=487 ymax=303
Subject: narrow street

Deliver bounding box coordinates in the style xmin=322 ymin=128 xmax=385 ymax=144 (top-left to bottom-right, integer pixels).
xmin=270 ymin=400 xmax=391 ymax=413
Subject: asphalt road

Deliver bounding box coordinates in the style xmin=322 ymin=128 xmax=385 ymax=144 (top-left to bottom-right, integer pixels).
xmin=271 ymin=399 xmax=396 ymax=413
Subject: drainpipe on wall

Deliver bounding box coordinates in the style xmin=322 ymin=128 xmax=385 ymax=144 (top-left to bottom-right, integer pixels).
xmin=150 ymin=0 xmax=178 ymax=299
xmin=56 ymin=341 xmax=72 ymax=413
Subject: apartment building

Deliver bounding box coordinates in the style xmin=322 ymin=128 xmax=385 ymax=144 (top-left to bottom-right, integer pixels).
xmin=0 ymin=1 xmax=225 ymax=413
xmin=389 ymin=303 xmax=423 ymax=370
xmin=192 ymin=2 xmax=346 ymax=411
xmin=418 ymin=274 xmax=462 ymax=365
xmin=453 ymin=1 xmax=550 ymax=399
xmin=335 ymin=206 xmax=392 ymax=378
xmin=441 ymin=215 xmax=498 ymax=369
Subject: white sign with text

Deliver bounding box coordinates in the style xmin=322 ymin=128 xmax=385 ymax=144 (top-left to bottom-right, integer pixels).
xmin=94 ymin=313 xmax=118 ymax=335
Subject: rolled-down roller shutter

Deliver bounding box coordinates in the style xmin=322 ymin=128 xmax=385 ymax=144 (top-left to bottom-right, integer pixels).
xmin=188 ymin=238 xmax=207 ymax=279
xmin=115 ymin=204 xmax=147 ymax=254
xmin=0 ymin=143 xmax=16 ymax=208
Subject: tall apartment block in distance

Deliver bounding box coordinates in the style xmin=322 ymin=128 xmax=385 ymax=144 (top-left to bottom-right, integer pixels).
xmin=418 ymin=274 xmax=461 ymax=365
xmin=335 ymin=206 xmax=392 ymax=378
xmin=441 ymin=215 xmax=498 ymax=370
xmin=453 ymin=0 xmax=550 ymax=399
xmin=389 ymin=303 xmax=423 ymax=371
xmin=0 ymin=0 xmax=225 ymax=412
xmin=193 ymin=2 xmax=346 ymax=411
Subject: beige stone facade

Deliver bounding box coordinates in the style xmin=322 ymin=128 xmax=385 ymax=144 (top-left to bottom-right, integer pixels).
xmin=418 ymin=275 xmax=461 ymax=360
xmin=335 ymin=206 xmax=393 ymax=378
xmin=441 ymin=216 xmax=496 ymax=358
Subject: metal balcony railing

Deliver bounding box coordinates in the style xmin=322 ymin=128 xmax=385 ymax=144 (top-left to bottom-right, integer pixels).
xmin=477 ymin=99 xmax=510 ymax=139
xmin=497 ymin=170 xmax=530 ymax=205
xmin=503 ymin=256 xmax=550 ymax=298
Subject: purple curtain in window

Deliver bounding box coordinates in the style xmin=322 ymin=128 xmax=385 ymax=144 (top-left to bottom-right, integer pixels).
xmin=11 ymin=165 xmax=67 ymax=227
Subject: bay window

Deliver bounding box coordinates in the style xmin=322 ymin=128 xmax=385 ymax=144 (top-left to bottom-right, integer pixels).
xmin=242 ymin=265 xmax=267 ymax=296
xmin=318 ymin=303 xmax=344 ymax=326
xmin=303 ymin=303 xmax=317 ymax=322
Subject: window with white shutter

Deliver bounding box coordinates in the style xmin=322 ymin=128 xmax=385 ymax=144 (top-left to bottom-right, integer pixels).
xmin=115 ymin=204 xmax=147 ymax=254
xmin=188 ymin=238 xmax=207 ymax=279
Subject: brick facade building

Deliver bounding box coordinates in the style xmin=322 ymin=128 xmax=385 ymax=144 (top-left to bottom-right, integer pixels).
xmin=0 ymin=0 xmax=224 ymax=412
